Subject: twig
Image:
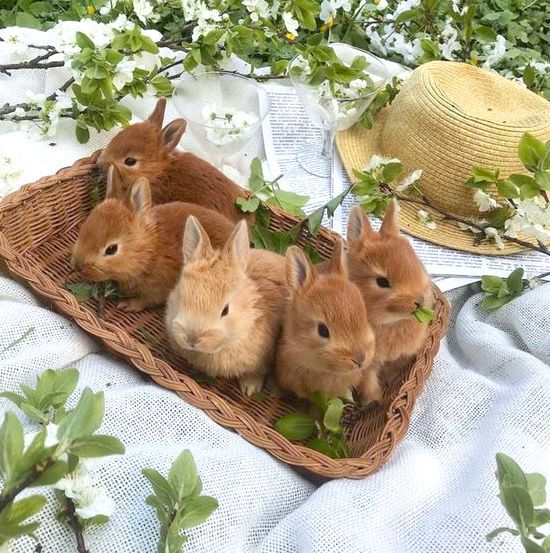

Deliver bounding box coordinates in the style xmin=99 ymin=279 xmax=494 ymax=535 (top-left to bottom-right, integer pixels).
xmin=1 ymin=327 xmax=35 ymax=354
xmin=0 ymin=458 xmax=55 ymax=512
xmin=385 ymin=185 xmax=550 ymax=256
xmin=0 ymin=49 xmax=63 ymax=76
xmin=65 ymin=498 xmax=89 ymax=553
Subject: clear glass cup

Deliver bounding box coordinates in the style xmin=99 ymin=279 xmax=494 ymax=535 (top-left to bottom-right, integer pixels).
xmin=289 ymin=44 xmax=389 ymax=178
xmin=172 ymin=71 xmax=271 ymax=168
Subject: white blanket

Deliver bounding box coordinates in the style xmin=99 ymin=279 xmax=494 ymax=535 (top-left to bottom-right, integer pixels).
xmin=1 ymin=276 xmax=549 ymax=552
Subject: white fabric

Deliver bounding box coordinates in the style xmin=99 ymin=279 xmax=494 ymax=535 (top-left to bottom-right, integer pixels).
xmin=1 ymin=277 xmax=550 ymax=552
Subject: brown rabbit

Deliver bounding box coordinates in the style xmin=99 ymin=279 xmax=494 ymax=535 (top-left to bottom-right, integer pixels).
xmin=346 ymin=201 xmax=433 ymax=402
xmin=94 ymin=98 xmax=249 ymax=224
xmin=71 ymin=171 xmax=235 ymax=312
xmin=276 ymin=241 xmax=376 ymax=400
xmin=165 ymin=217 xmax=286 ymax=395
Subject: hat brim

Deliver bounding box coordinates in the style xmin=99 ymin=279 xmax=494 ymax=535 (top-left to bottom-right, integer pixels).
xmin=336 ymin=113 xmax=528 ymax=256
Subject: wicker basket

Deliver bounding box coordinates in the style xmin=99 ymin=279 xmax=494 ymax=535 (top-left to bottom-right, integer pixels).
xmin=0 ymin=157 xmax=450 ymax=479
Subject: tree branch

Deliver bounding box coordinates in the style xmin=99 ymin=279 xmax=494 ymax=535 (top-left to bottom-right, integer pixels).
xmin=0 ymin=458 xmax=55 ymax=512
xmin=65 ymin=498 xmax=89 ymax=553
xmin=0 ymin=49 xmax=63 ymax=76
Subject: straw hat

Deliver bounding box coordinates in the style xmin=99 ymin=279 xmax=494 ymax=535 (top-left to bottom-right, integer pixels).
xmin=336 ymin=61 xmax=550 ymax=254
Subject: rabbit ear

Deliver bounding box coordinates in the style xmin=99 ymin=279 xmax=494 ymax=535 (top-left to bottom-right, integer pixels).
xmin=129 ymin=177 xmax=152 ymax=213
xmin=161 ymin=119 xmax=187 ymax=152
xmin=223 ymin=221 xmax=249 ymax=267
xmin=326 ymin=238 xmax=348 ymax=278
xmin=380 ymin=199 xmax=401 ymax=238
xmin=105 ymin=165 xmax=124 ymax=198
xmin=148 ymin=98 xmax=166 ymax=129
xmin=182 ymin=216 xmax=213 ymax=264
xmin=286 ymin=246 xmax=315 ymax=293
xmin=347 ymin=205 xmax=374 ymax=243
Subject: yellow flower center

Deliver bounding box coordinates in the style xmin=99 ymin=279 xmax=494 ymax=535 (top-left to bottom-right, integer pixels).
xmin=86 ymin=4 xmax=95 ymax=14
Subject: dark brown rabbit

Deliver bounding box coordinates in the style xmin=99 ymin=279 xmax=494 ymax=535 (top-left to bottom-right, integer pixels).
xmin=94 ymin=98 xmax=250 ymax=224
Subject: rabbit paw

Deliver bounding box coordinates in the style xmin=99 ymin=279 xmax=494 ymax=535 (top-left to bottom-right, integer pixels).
xmin=118 ymin=298 xmax=147 ymax=312
xmin=239 ymin=374 xmax=264 ymax=397
xmin=360 ymin=370 xmax=383 ymax=406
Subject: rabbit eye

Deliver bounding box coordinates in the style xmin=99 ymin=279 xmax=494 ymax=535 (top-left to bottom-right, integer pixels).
xmin=376 ymin=277 xmax=391 ymax=288
xmin=104 ymin=244 xmax=118 ymax=256
xmin=317 ymin=323 xmax=330 ymax=339
xmin=124 ymin=157 xmax=137 ymax=166
xmin=221 ymin=304 xmax=229 ymax=317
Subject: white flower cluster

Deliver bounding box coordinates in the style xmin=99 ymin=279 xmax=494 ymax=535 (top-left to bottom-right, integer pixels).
xmin=0 ymin=155 xmax=24 ymax=198
xmin=320 ymin=0 xmax=352 ymax=22
xmin=504 ymin=198 xmax=550 ymax=243
xmin=363 ymin=155 xmax=423 ymax=191
xmin=417 ymin=209 xmax=437 ymax=230
xmin=242 ymin=0 xmax=272 ymax=22
xmin=482 ymin=35 xmax=507 ymax=69
xmin=473 ymin=189 xmax=499 ymax=212
xmin=55 ymin=462 xmax=115 ymax=520
xmin=202 ymin=104 xmax=259 ymax=147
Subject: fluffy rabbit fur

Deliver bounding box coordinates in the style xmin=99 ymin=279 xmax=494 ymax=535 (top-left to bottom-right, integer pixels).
xmin=346 ymin=201 xmax=433 ymax=401
xmin=276 ymin=241 xmax=375 ymax=399
xmin=72 ymin=171 xmax=234 ymax=312
xmin=165 ymin=217 xmax=286 ymax=395
xmin=94 ymin=98 xmax=250 ymax=224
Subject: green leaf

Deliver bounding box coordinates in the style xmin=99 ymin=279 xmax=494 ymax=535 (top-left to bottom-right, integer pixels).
xmin=142 ymin=468 xmax=175 ymax=508
xmin=481 ymin=275 xmax=504 ymax=294
xmin=323 ymin=398 xmax=345 ymax=434
xmin=75 ymin=32 xmax=95 ymax=50
xmin=69 ymin=435 xmax=125 ymax=457
xmin=18 ymin=429 xmax=46 ymax=476
xmin=412 ymin=306 xmax=434 ymax=324
xmin=535 ymin=171 xmax=550 ymax=190
xmin=83 ymin=514 xmax=110 ymax=526
xmin=248 ymin=157 xmax=265 ymax=193
xmin=165 ymin=520 xmax=187 ymax=553
xmin=236 ymin=197 xmax=261 ymax=213
xmin=506 ymin=268 xmax=525 ymax=295
xmin=476 ymin=26 xmax=497 ymax=42
xmin=146 ymin=494 xmax=169 ymax=526
xmin=518 ymin=133 xmax=545 ymax=170
xmin=310 ymin=391 xmax=329 ymax=414
xmin=66 ymin=282 xmax=94 ymax=301
xmin=501 ymin=485 xmax=534 ymax=534
xmin=521 ymin=537 xmax=546 ymax=553
xmin=486 ymin=527 xmax=520 ymax=541
xmin=523 ymin=65 xmax=536 ymax=87
xmin=533 ymin=508 xmax=550 ymax=527
xmin=483 ymin=295 xmax=512 ymax=310
xmin=2 ymin=495 xmax=46 ymax=524
xmin=381 ymin=162 xmax=403 ymax=182
xmin=168 ymin=450 xmax=199 ymax=503
xmin=57 ymin=388 xmax=104 ymax=445
xmin=177 ymin=495 xmax=218 ymax=529
xmin=473 ymin=166 xmax=500 ymax=181
xmin=307 ymin=208 xmax=325 ymax=235
xmin=0 ymin=412 xmax=24 ymax=488
xmin=15 ymin=12 xmax=42 ymax=29
xmin=51 ymin=368 xmax=79 ymax=407
xmin=33 ymin=459 xmax=68 ymax=487
xmin=306 ymin=437 xmax=339 ymax=458
xmin=19 ymin=402 xmax=48 ymax=423
xmin=526 ymin=473 xmax=547 ymax=506
xmin=497 ymin=180 xmax=521 ymax=199
xmin=140 ymin=35 xmax=159 ymax=54
xmin=275 ymin=413 xmax=316 ymax=441
xmin=75 ymin=123 xmax=90 ymax=145
xmin=0 ymin=392 xmax=26 ymax=409
xmin=543 ymin=535 xmax=550 ymax=552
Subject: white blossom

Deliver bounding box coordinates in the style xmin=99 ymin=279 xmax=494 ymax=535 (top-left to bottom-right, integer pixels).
xmin=54 ymin=89 xmax=73 ymax=110
xmin=112 ymin=60 xmax=136 ymax=90
xmin=396 ymin=169 xmax=422 ymax=191
xmin=319 ymin=0 xmax=352 ymax=22
xmin=504 ymin=198 xmax=550 ymax=243
xmin=364 ymin=154 xmax=401 ymax=173
xmin=0 ymin=155 xmax=24 ymax=196
xmin=0 ymin=31 xmax=30 ymax=59
xmin=181 ymin=0 xmax=204 ymax=21
xmin=484 ymin=226 xmax=505 ymax=249
xmin=440 ymin=18 xmax=461 ymax=61
xmin=132 ymin=0 xmax=159 ymax=24
xmin=376 ymin=0 xmax=389 ymax=10
xmin=48 ymin=20 xmax=114 ymax=54
xmin=242 ymin=0 xmax=271 ymax=22
xmin=13 ymin=107 xmax=25 ymax=117
xmin=191 ymin=8 xmax=223 ymax=42
xmin=282 ymin=12 xmax=300 ymax=36
xmin=482 ymin=35 xmax=507 ymax=69
xmin=133 ymin=51 xmax=162 ymax=72
xmin=202 ymin=104 xmax=258 ymax=147
xmin=451 ymin=0 xmax=467 ymax=15
xmin=456 ymin=221 xmax=484 ymax=233
xmin=25 ymin=90 xmax=47 ymax=109
xmin=473 ymin=189 xmax=498 ymax=212
xmin=365 ymin=27 xmax=387 ymax=55
xmin=55 ymin=462 xmax=115 ymax=520
xmin=393 ymin=0 xmax=421 ymax=18
xmin=417 ymin=209 xmax=437 ymax=230
xmin=109 ymin=14 xmax=135 ymax=32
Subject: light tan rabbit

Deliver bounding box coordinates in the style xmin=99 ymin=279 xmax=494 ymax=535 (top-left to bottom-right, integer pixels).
xmin=276 ymin=240 xmax=376 ymax=400
xmin=165 ymin=217 xmax=286 ymax=395
xmin=346 ymin=201 xmax=434 ymax=402
xmin=71 ymin=170 xmax=234 ymax=312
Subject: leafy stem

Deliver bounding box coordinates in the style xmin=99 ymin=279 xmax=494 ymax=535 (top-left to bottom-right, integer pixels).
xmin=0 ymin=458 xmax=55 ymax=513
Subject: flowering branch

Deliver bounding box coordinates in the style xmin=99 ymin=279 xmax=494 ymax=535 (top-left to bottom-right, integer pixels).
xmin=0 ymin=50 xmax=63 ymax=75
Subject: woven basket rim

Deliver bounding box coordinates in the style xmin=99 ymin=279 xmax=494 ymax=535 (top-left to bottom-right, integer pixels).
xmin=0 ymin=157 xmax=450 ymax=479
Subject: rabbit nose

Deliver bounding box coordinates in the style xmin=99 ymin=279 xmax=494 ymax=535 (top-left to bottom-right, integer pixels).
xmin=352 ymin=351 xmax=366 ymax=367
xmin=186 ymin=334 xmax=198 ymax=349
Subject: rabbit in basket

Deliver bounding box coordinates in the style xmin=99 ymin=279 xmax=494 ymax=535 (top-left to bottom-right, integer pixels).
xmin=165 ymin=217 xmax=287 ymax=395
xmin=92 ymin=98 xmax=250 ymax=224
xmin=346 ymin=201 xmax=434 ymax=403
xmin=71 ymin=171 xmax=234 ymax=312
xmin=276 ymin=240 xmax=376 ymax=401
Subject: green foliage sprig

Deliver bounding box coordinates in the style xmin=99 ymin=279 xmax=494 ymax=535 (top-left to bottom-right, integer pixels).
xmin=275 ymin=391 xmax=350 ymax=459
xmin=143 ymin=450 xmax=218 ymax=553
xmin=488 ymin=453 xmax=550 ymax=552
